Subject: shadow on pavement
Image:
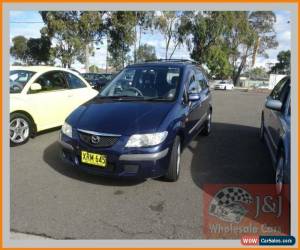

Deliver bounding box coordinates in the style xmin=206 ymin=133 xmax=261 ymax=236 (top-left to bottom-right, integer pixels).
xmin=189 ymin=122 xmax=275 ymax=188
xmin=189 ymin=123 xmax=291 ymax=237
xmin=43 ymin=141 xmax=145 ymax=186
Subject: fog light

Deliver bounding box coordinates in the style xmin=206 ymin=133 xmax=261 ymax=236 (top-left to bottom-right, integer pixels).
xmin=124 ymin=164 xmax=139 ymax=173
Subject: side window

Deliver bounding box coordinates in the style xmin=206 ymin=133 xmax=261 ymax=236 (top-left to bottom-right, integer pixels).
xmin=188 ymin=73 xmax=201 ymax=94
xmin=195 ymin=69 xmax=208 ymax=90
xmin=33 ymin=71 xmax=68 ymax=93
xmin=270 ymin=78 xmax=287 ymax=100
xmin=65 ymin=72 xmax=87 ymax=89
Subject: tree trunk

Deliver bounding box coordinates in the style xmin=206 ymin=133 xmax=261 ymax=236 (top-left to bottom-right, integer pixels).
xmin=252 ymin=37 xmax=260 ymax=66
xmin=85 ymin=43 xmax=90 ymax=73
xmin=233 ymin=56 xmax=247 ymax=86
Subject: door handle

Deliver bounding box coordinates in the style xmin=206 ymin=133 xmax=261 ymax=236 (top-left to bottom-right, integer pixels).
xmin=68 ymin=94 xmax=73 ymax=97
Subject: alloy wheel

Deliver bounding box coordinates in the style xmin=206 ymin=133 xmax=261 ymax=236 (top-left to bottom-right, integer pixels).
xmin=10 ymin=118 xmax=30 ymax=144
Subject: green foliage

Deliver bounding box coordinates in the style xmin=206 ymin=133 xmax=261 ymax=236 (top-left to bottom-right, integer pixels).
xmin=40 ymin=11 xmax=83 ymax=68
xmin=10 ymin=35 xmax=52 ymax=65
xmin=26 ymin=36 xmax=52 ymax=65
xmin=133 ymin=11 xmax=155 ymax=63
xmin=270 ymin=50 xmax=290 ymax=74
xmin=188 ymin=11 xmax=277 ymax=85
xmin=10 ymin=36 xmax=28 ymax=63
xmin=244 ymin=67 xmax=269 ymax=80
xmin=249 ymin=11 xmax=278 ymax=66
xmin=206 ymin=46 xmax=232 ymax=79
xmin=106 ymin=11 xmax=136 ymax=70
xmin=136 ymin=44 xmax=157 ymax=62
xmin=154 ymin=11 xmax=189 ymax=59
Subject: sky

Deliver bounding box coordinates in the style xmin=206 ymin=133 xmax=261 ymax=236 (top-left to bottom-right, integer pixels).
xmin=9 ymin=10 xmax=291 ymax=72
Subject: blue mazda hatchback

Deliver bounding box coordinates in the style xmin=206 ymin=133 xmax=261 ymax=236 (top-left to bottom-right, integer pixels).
xmin=59 ymin=60 xmax=212 ymax=181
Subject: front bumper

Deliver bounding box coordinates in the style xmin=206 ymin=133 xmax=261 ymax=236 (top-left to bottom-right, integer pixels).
xmin=58 ymin=132 xmax=171 ymax=179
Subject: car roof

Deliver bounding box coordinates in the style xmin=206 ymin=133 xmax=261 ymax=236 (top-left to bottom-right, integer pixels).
xmin=10 ymin=66 xmax=79 ymax=74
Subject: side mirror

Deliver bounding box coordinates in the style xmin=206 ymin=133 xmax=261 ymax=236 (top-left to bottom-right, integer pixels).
xmin=30 ymin=83 xmax=42 ymax=91
xmin=265 ymin=99 xmax=282 ymax=111
xmin=188 ymin=93 xmax=201 ymax=102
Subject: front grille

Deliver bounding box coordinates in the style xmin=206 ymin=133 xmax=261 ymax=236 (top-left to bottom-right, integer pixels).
xmin=78 ymin=131 xmax=120 ymax=148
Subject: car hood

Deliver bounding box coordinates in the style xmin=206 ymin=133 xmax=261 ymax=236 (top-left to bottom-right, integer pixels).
xmin=71 ymin=98 xmax=174 ymax=135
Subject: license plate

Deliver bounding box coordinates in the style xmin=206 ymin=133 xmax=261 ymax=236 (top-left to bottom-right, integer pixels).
xmin=81 ymin=151 xmax=107 ymax=167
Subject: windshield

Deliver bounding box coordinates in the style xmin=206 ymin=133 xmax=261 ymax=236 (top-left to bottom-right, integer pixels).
xmin=99 ymin=67 xmax=181 ymax=101
xmin=10 ymin=70 xmax=36 ymax=93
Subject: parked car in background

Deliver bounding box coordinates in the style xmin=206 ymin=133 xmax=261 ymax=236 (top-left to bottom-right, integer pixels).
xmin=214 ymin=80 xmax=234 ymax=90
xmin=10 ymin=66 xmax=98 ymax=146
xmin=255 ymin=83 xmax=269 ymax=90
xmin=82 ymin=73 xmax=113 ymax=90
xmin=60 ymin=59 xmax=212 ymax=181
xmin=259 ymin=76 xmax=290 ymax=197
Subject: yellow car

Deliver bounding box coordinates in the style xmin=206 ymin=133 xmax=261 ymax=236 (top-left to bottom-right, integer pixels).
xmin=10 ymin=66 xmax=98 ymax=146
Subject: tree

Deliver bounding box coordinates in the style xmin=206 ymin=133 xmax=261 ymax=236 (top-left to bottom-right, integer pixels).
xmin=78 ymin=11 xmax=105 ymax=72
xmin=10 ymin=34 xmax=52 ymax=65
xmin=188 ymin=12 xmax=228 ymax=64
xmin=154 ymin=11 xmax=189 ymax=59
xmin=106 ymin=11 xmax=136 ymax=70
xmin=40 ymin=11 xmax=83 ymax=68
xmin=10 ymin=36 xmax=28 ymax=63
xmin=249 ymin=11 xmax=278 ymax=66
xmin=206 ymin=45 xmax=232 ymax=79
xmin=188 ymin=11 xmax=278 ymax=85
xmin=136 ymin=44 xmax=157 ymax=62
xmin=26 ymin=36 xmax=52 ymax=65
xmin=270 ymin=50 xmax=290 ymax=74
xmin=224 ymin=11 xmax=258 ymax=85
xmin=133 ymin=11 xmax=155 ymax=63
xmin=244 ymin=67 xmax=269 ymax=80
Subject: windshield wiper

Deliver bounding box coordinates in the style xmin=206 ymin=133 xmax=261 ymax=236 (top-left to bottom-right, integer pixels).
xmin=98 ymin=95 xmax=144 ymax=100
xmin=142 ymin=96 xmax=170 ymax=101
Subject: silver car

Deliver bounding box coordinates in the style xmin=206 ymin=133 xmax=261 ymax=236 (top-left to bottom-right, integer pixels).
xmin=259 ymin=76 xmax=290 ymax=196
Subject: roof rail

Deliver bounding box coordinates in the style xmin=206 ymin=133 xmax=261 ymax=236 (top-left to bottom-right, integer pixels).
xmin=144 ymin=59 xmax=200 ymax=65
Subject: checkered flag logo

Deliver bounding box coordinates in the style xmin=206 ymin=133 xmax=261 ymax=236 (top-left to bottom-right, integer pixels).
xmin=208 ymin=187 xmax=253 ymax=223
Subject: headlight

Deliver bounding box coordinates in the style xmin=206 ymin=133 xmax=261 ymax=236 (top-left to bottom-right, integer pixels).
xmin=61 ymin=122 xmax=72 ymax=138
xmin=125 ymin=131 xmax=168 ymax=147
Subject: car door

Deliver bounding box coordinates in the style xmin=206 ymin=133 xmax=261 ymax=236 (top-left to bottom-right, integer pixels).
xmin=64 ymin=71 xmax=98 ymax=117
xmin=265 ymin=77 xmax=290 ymax=154
xmin=186 ymin=69 xmax=206 ymax=137
xmin=25 ymin=70 xmax=74 ymax=131
xmin=195 ymin=68 xmax=210 ymax=117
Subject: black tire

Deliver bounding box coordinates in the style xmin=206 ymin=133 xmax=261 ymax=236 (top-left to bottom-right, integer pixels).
xmin=164 ymin=136 xmax=181 ymax=182
xmin=275 ymin=146 xmax=290 ymax=203
xmin=10 ymin=113 xmax=33 ymax=146
xmin=201 ymin=111 xmax=212 ymax=136
xmin=259 ymin=114 xmax=264 ymax=141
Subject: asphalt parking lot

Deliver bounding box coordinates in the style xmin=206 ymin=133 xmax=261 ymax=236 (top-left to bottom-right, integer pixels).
xmin=10 ymin=90 xmax=274 ymax=239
